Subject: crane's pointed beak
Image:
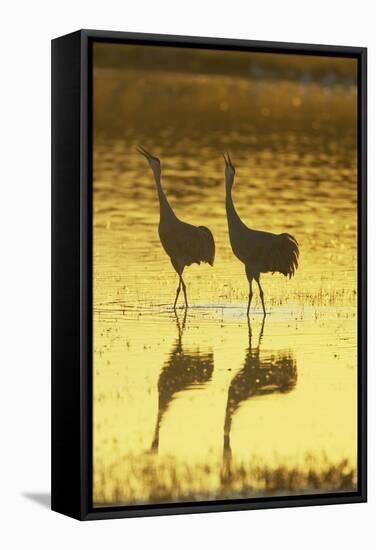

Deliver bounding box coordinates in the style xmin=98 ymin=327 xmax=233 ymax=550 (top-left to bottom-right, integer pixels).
xmin=223 ymin=152 xmax=233 ymax=168
xmin=137 ymin=145 xmax=152 ymax=159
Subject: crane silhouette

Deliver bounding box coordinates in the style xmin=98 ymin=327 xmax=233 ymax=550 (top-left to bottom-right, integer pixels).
xmin=137 ymin=146 xmax=215 ymax=309
xmin=150 ymin=310 xmax=214 ymax=452
xmin=223 ymin=153 xmax=299 ymax=316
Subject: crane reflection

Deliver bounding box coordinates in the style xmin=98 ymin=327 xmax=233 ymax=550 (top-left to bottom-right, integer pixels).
xmin=222 ymin=318 xmax=297 ymax=482
xmin=151 ymin=310 xmax=214 ymax=452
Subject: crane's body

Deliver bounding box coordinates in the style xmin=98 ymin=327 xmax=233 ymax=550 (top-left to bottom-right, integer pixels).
xmin=224 ymin=154 xmax=299 ymax=315
xmin=138 ymin=146 xmax=215 ymax=309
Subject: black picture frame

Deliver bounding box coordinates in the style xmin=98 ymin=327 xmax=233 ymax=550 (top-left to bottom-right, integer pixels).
xmin=51 ymin=29 xmax=367 ymax=520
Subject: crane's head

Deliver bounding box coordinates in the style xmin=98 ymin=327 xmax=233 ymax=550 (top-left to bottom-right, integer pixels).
xmin=223 ymin=153 xmax=235 ymax=186
xmin=137 ymin=145 xmax=161 ymax=175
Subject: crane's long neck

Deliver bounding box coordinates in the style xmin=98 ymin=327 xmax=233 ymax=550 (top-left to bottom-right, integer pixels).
xmin=225 ymin=179 xmax=243 ymax=228
xmin=153 ymin=170 xmax=176 ymax=220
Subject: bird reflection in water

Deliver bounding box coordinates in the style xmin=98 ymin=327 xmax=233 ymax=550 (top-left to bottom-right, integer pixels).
xmin=151 ymin=310 xmax=214 ymax=452
xmin=222 ymin=318 xmax=297 ymax=482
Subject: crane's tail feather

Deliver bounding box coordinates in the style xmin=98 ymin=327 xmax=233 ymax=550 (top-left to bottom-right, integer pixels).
xmin=277 ymin=233 xmax=299 ymax=278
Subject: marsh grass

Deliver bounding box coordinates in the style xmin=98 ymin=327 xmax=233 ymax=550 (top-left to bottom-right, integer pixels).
xmin=94 ymin=452 xmax=356 ymax=505
xmin=94 ymin=265 xmax=357 ymax=322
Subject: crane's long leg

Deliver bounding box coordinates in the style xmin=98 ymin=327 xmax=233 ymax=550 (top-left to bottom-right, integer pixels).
xmin=247 ymin=279 xmax=253 ymax=317
xmin=180 ymin=275 xmax=188 ymax=309
xmin=255 ymin=276 xmax=266 ymax=316
xmin=171 ymin=259 xmax=187 ymax=310
xmin=173 ymin=279 xmax=181 ymax=310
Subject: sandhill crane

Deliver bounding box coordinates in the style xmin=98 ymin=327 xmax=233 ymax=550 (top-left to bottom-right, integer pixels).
xmin=150 ymin=310 xmax=214 ymax=452
xmin=223 ymin=154 xmax=299 ymax=316
xmin=137 ymin=146 xmax=215 ymax=309
xmin=221 ymin=318 xmax=297 ymax=482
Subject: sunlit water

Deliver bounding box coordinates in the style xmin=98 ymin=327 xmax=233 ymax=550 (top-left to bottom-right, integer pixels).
xmin=93 ymin=68 xmax=357 ymax=505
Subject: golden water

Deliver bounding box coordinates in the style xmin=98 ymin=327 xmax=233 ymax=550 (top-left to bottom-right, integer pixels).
xmin=92 ymin=53 xmax=357 ymax=505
